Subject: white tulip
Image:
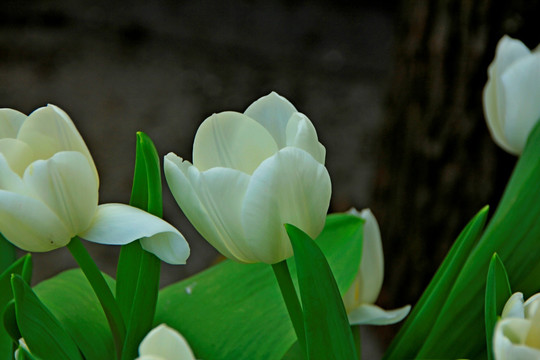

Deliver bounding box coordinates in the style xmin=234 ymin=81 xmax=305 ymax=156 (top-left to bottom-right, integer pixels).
xmin=0 ymin=105 xmax=189 ymax=264
xmin=493 ymin=292 xmax=540 ymax=360
xmin=483 ymin=35 xmax=540 ymax=155
xmin=164 ymin=92 xmax=331 ymax=264
xmin=343 ymin=208 xmax=410 ymax=325
xmin=137 ymin=324 xmax=196 ymax=360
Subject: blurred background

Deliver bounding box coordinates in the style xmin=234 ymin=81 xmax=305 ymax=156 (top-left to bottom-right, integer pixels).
xmin=2 ymin=0 xmax=540 ymax=354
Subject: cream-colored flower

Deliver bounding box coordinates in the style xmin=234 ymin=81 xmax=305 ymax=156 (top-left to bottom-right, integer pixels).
xmin=0 ymin=105 xmax=189 ymax=264
xmin=137 ymin=324 xmax=196 ymax=360
xmin=343 ymin=208 xmax=410 ymax=325
xmin=493 ymin=292 xmax=540 ymax=360
xmin=164 ymin=92 xmax=331 ymax=264
xmin=483 ymin=35 xmax=540 ymax=155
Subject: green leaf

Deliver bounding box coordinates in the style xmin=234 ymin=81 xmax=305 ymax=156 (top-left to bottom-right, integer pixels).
xmin=33 ymin=269 xmax=116 ymax=360
xmin=383 ymin=206 xmax=489 ymax=360
xmin=416 ymin=121 xmax=540 ymax=358
xmin=117 ymin=131 xmax=163 ymax=360
xmin=286 ymin=224 xmax=358 ymax=360
xmin=2 ymin=300 xmax=19 ymax=344
xmin=0 ymin=234 xmax=16 ymax=274
xmin=0 ymin=254 xmax=32 ymax=360
xmin=485 ymin=253 xmax=511 ymax=360
xmin=155 ymin=213 xmax=363 ymax=360
xmin=11 ymin=274 xmax=83 ymax=360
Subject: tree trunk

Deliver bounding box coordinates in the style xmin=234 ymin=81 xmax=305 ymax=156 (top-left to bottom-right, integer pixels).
xmin=373 ymin=0 xmax=540 ymax=312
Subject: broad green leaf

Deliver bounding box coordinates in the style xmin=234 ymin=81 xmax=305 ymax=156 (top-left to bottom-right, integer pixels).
xmin=286 ymin=224 xmax=357 ymax=360
xmin=0 ymin=254 xmax=31 ymax=360
xmin=416 ymin=120 xmax=540 ymax=358
xmin=33 ymin=269 xmax=116 ymax=360
xmin=383 ymin=206 xmax=488 ymax=359
xmin=0 ymin=234 xmax=16 ymax=274
xmin=155 ymin=213 xmax=363 ymax=360
xmin=117 ymin=131 xmax=162 ymax=360
xmin=11 ymin=274 xmax=83 ymax=360
xmin=485 ymin=253 xmax=511 ymax=360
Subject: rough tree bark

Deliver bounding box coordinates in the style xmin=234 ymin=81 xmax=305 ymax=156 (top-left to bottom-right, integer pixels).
xmin=373 ymin=0 xmax=540 ymax=311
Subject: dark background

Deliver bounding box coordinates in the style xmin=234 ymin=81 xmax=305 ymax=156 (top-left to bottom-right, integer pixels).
xmin=2 ymin=0 xmax=540 ymax=353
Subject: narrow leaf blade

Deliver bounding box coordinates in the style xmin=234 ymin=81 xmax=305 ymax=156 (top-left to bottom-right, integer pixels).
xmin=286 ymin=223 xmax=357 ymax=360
xmin=11 ymin=275 xmax=83 ymax=360
xmin=485 ymin=253 xmax=511 ymax=360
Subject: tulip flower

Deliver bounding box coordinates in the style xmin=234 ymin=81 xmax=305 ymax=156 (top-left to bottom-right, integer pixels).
xmin=0 ymin=105 xmax=189 ymax=264
xmin=342 ymin=208 xmax=410 ymax=325
xmin=493 ymin=292 xmax=540 ymax=360
xmin=137 ymin=324 xmax=196 ymax=360
xmin=483 ymin=35 xmax=540 ymax=155
xmin=164 ymin=92 xmax=331 ymax=264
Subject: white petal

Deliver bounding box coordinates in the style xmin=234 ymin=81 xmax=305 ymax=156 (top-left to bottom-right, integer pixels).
xmin=484 ymin=36 xmax=531 ymax=155
xmin=0 ymin=154 xmax=26 ymax=194
xmin=502 ymin=292 xmax=525 ymax=319
xmin=285 ymin=112 xmax=326 ymax=164
xmin=137 ymin=324 xmax=195 ymax=360
xmin=358 ymin=209 xmax=384 ymax=303
xmin=244 ymin=92 xmax=298 ymax=148
xmin=347 ymin=303 xmax=411 ymax=326
xmin=164 ymin=154 xmax=255 ymax=263
xmin=192 ymin=111 xmax=278 ymax=174
xmin=500 ymin=53 xmax=540 ymax=153
xmin=79 ymin=204 xmax=190 ymax=265
xmin=484 ymin=72 xmax=515 ymax=154
xmin=491 ymin=36 xmax=531 ymax=81
xmin=241 ymin=147 xmax=331 ymax=263
xmin=0 ymin=190 xmax=71 ymax=251
xmin=524 ymin=293 xmax=540 ymax=319
xmin=17 ymin=105 xmax=97 ymax=178
xmin=0 ymin=108 xmax=26 ymax=138
xmin=0 ymin=138 xmax=35 ymax=176
xmin=23 ymin=151 xmax=98 ymax=235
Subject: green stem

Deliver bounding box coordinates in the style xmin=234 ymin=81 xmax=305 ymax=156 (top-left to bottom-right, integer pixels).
xmin=272 ymin=260 xmax=307 ymax=358
xmin=352 ymin=325 xmax=362 ymax=359
xmin=67 ymin=237 xmax=125 ymax=359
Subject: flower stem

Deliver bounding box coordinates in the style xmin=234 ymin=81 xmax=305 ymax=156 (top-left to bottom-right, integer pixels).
xmin=271 ymin=260 xmax=307 ymax=358
xmin=67 ymin=236 xmax=125 ymax=359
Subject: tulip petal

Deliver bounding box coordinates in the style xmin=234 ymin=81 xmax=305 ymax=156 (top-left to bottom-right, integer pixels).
xmin=484 ymin=36 xmax=531 ymax=155
xmin=0 ymin=153 xmax=26 ymax=194
xmin=17 ymin=105 xmax=97 ymax=177
xmin=137 ymin=324 xmax=195 ymax=360
xmin=164 ymin=154 xmax=256 ymax=263
xmin=524 ymin=293 xmax=540 ymax=319
xmin=193 ymin=111 xmax=278 ymax=174
xmin=241 ymin=147 xmax=331 ymax=263
xmin=0 ymin=138 xmax=35 ymax=176
xmin=0 ymin=108 xmax=26 ymax=138
xmin=79 ymin=203 xmax=190 ymax=264
xmin=0 ymin=190 xmax=71 ymax=251
xmin=357 ymin=209 xmax=384 ymax=304
xmin=502 ymin=292 xmax=525 ymax=319
xmin=23 ymin=151 xmax=98 ymax=235
xmin=244 ymin=91 xmax=298 ymax=148
xmin=347 ymin=303 xmax=411 ymax=326
xmin=494 ymin=318 xmax=540 ymax=360
xmin=500 ymin=53 xmax=540 ymax=153
xmin=285 ymin=112 xmax=326 ymax=164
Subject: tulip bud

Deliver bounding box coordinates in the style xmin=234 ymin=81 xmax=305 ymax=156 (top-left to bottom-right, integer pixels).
xmin=343 ymin=208 xmax=410 ymax=325
xmin=164 ymin=92 xmax=331 ymax=264
xmin=137 ymin=324 xmax=195 ymax=360
xmin=483 ymin=35 xmax=540 ymax=155
xmin=0 ymin=105 xmax=189 ymax=264
xmin=493 ymin=292 xmax=540 ymax=359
